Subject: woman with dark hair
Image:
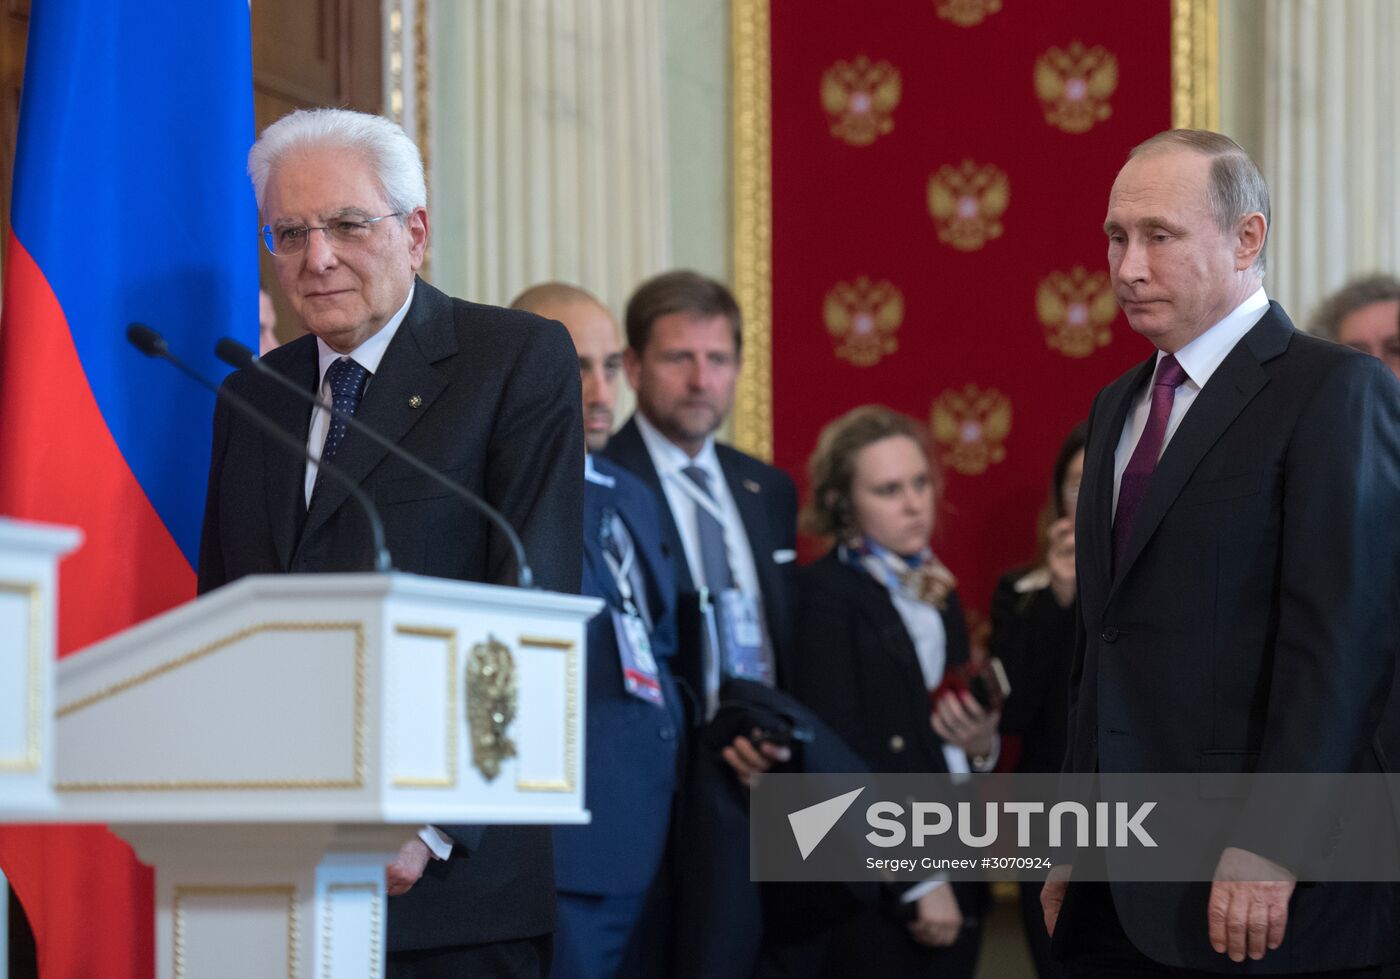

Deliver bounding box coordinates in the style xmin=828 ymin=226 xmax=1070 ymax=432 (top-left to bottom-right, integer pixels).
xmin=989 ymin=421 xmax=1087 ymax=978
xmin=792 ymin=405 xmax=995 ymax=978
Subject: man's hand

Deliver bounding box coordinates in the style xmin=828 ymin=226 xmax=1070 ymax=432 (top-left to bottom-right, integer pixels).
xmin=1207 ymin=846 xmax=1295 ymax=962
xmin=908 ymin=885 xmax=962 ymax=947
xmin=385 ymin=837 xmax=432 ymax=897
xmin=1041 ymin=863 xmax=1073 ymax=937
xmin=721 ymin=731 xmax=791 ymax=787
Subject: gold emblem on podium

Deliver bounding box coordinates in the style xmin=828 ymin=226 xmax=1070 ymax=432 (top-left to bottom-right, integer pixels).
xmin=824 ymin=277 xmax=904 ymax=366
xmin=1034 ymin=41 xmax=1118 ymax=134
xmin=1036 ymin=266 xmax=1117 ymax=358
xmin=936 ymin=0 xmax=1002 ymax=28
xmin=822 ymin=57 xmax=901 ymax=147
xmin=466 ymin=636 xmax=518 ymax=781
xmin=927 ymin=161 xmax=1009 ymax=251
xmin=931 ymin=385 xmax=1012 ymax=475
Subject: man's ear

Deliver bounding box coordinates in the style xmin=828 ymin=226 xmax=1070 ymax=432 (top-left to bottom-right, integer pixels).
xmin=1235 ymin=212 xmax=1266 ymax=271
xmin=623 ymin=345 xmax=642 ymax=392
xmin=406 ymin=207 xmax=430 ymax=270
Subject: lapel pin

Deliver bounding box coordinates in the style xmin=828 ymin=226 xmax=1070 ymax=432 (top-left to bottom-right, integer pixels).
xmin=408 ymin=394 xmax=423 ymax=408
xmin=743 ymin=479 xmax=761 ymax=494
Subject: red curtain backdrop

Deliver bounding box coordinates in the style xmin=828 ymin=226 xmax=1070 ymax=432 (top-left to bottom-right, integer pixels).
xmin=768 ymin=0 xmax=1172 ymax=631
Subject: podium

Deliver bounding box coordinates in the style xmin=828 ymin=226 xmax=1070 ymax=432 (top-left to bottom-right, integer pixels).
xmin=0 ymin=517 xmax=81 ymax=809
xmin=0 ymin=519 xmax=600 ymax=979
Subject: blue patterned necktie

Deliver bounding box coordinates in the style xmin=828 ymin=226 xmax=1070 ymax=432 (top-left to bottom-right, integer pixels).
xmin=312 ymin=357 xmax=370 ymax=501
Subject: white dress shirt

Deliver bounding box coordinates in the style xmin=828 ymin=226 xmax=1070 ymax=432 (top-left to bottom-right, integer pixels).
xmin=304 ymin=284 xmax=415 ymax=505
xmin=635 ymin=412 xmax=774 ymax=710
xmin=634 ymin=412 xmax=767 ymax=607
xmin=1112 ymin=287 xmax=1270 ymax=514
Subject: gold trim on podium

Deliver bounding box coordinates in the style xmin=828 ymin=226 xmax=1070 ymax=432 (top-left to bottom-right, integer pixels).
xmin=515 ymin=635 xmax=579 ymax=792
xmin=172 ymin=884 xmax=299 ymax=979
xmin=731 ymin=0 xmax=774 ymax=462
xmin=322 ymin=882 xmax=382 ymax=978
xmin=0 ymin=580 xmax=41 ymax=773
xmin=1171 ymin=0 xmax=1219 ymax=129
xmin=391 ymin=624 xmax=459 ymax=789
xmin=55 ymin=622 xmax=366 ymax=791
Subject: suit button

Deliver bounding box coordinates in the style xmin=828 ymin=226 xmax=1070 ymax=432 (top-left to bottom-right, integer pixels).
xmin=889 ymin=735 xmax=905 ymax=753
xmin=659 ymin=726 xmax=676 ymax=741
xmin=1100 ymin=627 xmax=1119 ymax=643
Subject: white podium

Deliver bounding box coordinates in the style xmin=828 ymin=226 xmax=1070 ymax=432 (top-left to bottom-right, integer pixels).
xmin=0 ymin=517 xmax=81 ymax=809
xmin=0 ymin=524 xmax=600 ymax=979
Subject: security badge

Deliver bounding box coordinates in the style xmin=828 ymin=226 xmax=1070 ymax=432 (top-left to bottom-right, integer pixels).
xmin=600 ymin=510 xmax=665 ymax=707
xmin=715 ymin=587 xmax=772 ymax=685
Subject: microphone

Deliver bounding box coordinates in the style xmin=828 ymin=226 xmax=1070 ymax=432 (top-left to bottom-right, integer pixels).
xmin=127 ymin=324 xmax=393 ymax=574
xmin=215 ymin=336 xmax=535 ymax=589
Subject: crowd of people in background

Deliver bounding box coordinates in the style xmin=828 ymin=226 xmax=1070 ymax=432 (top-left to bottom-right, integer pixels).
xmin=234 ymin=107 xmax=1400 ymax=979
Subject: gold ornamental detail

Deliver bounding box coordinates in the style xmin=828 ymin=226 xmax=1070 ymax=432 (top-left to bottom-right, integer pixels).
xmin=1034 ymin=41 xmax=1118 ymax=134
xmin=1036 ymin=266 xmax=1117 ymax=358
xmin=927 ymin=160 xmax=1009 ymax=252
xmin=931 ymin=385 xmax=1012 ymax=475
xmin=466 ymin=636 xmax=518 ymax=782
xmin=936 ymin=0 xmax=1002 ymax=27
xmin=821 ymin=57 xmax=901 ymax=147
xmin=824 ymin=277 xmax=903 ymax=367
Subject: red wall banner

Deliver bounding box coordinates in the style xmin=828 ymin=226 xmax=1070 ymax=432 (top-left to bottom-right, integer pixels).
xmin=766 ymin=0 xmax=1173 ymax=629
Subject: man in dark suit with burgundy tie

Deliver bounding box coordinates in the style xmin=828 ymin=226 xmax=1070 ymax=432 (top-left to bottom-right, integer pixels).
xmin=1043 ymin=129 xmax=1400 ymax=975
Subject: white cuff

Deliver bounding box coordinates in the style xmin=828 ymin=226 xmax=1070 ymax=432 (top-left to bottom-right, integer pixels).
xmin=418 ymin=825 xmax=454 ymax=860
xmin=900 ymin=878 xmax=947 ymax=903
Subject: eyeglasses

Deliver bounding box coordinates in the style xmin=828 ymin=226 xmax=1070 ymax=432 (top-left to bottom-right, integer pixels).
xmin=260 ymin=212 xmax=404 ymax=257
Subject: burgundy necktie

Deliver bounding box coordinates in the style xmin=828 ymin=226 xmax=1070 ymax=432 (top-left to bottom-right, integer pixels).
xmin=1113 ymin=354 xmax=1188 ymax=567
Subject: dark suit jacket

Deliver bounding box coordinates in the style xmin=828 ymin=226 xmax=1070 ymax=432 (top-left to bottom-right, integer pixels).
xmin=1064 ymin=302 xmax=1400 ymax=971
xmin=197 ymin=278 xmax=584 ymax=953
xmin=552 ymin=455 xmax=684 ymax=897
xmin=795 ymin=551 xmax=969 ymax=775
xmin=601 ymin=415 xmax=800 ymax=694
xmin=989 ymin=569 xmax=1076 ymax=774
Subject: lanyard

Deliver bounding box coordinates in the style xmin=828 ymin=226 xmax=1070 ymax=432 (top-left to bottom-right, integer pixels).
xmin=664 ymin=464 xmax=730 ymax=525
xmin=600 ymin=515 xmax=642 ymax=619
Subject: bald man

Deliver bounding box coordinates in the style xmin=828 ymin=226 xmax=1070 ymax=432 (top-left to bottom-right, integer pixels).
xmin=511 ymin=284 xmax=683 ymax=979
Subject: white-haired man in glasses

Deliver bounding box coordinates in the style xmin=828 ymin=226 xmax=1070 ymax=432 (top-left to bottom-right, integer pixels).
xmin=198 ymin=107 xmax=584 ymax=979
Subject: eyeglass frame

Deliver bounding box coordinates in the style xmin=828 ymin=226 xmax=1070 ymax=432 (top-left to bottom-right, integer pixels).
xmin=260 ymin=211 xmax=406 ymax=258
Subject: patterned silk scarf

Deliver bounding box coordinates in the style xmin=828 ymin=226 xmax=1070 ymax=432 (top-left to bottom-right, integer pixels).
xmin=838 ymin=538 xmax=957 ymax=611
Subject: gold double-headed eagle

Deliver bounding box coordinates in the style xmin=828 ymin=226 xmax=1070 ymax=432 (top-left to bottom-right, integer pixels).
xmin=1036 ymin=266 xmax=1118 ymax=358
xmin=821 ymin=57 xmax=901 ymax=147
xmin=823 ymin=277 xmax=904 ymax=367
xmin=931 ymin=385 xmax=1012 ymax=476
xmin=927 ymin=161 xmax=1009 ymax=252
xmin=1034 ymin=41 xmax=1118 ymax=134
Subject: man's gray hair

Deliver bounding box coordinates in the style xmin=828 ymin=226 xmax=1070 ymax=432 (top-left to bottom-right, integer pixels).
xmin=1129 ymin=129 xmax=1271 ymax=274
xmin=247 ymin=108 xmax=426 ymax=214
xmin=1307 ymin=273 xmax=1400 ymax=340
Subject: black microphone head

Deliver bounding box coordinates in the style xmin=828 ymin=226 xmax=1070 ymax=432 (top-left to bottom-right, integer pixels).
xmin=126 ymin=323 xmax=169 ymax=357
xmin=215 ymin=337 xmax=256 ymax=369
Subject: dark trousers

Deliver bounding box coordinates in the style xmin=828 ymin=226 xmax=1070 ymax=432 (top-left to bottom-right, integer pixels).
xmin=1056 ymin=883 xmax=1379 ymax=979
xmin=758 ymin=894 xmax=983 ymax=979
xmin=550 ymin=891 xmax=646 ymax=979
xmin=387 ymin=934 xmax=551 ymax=979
